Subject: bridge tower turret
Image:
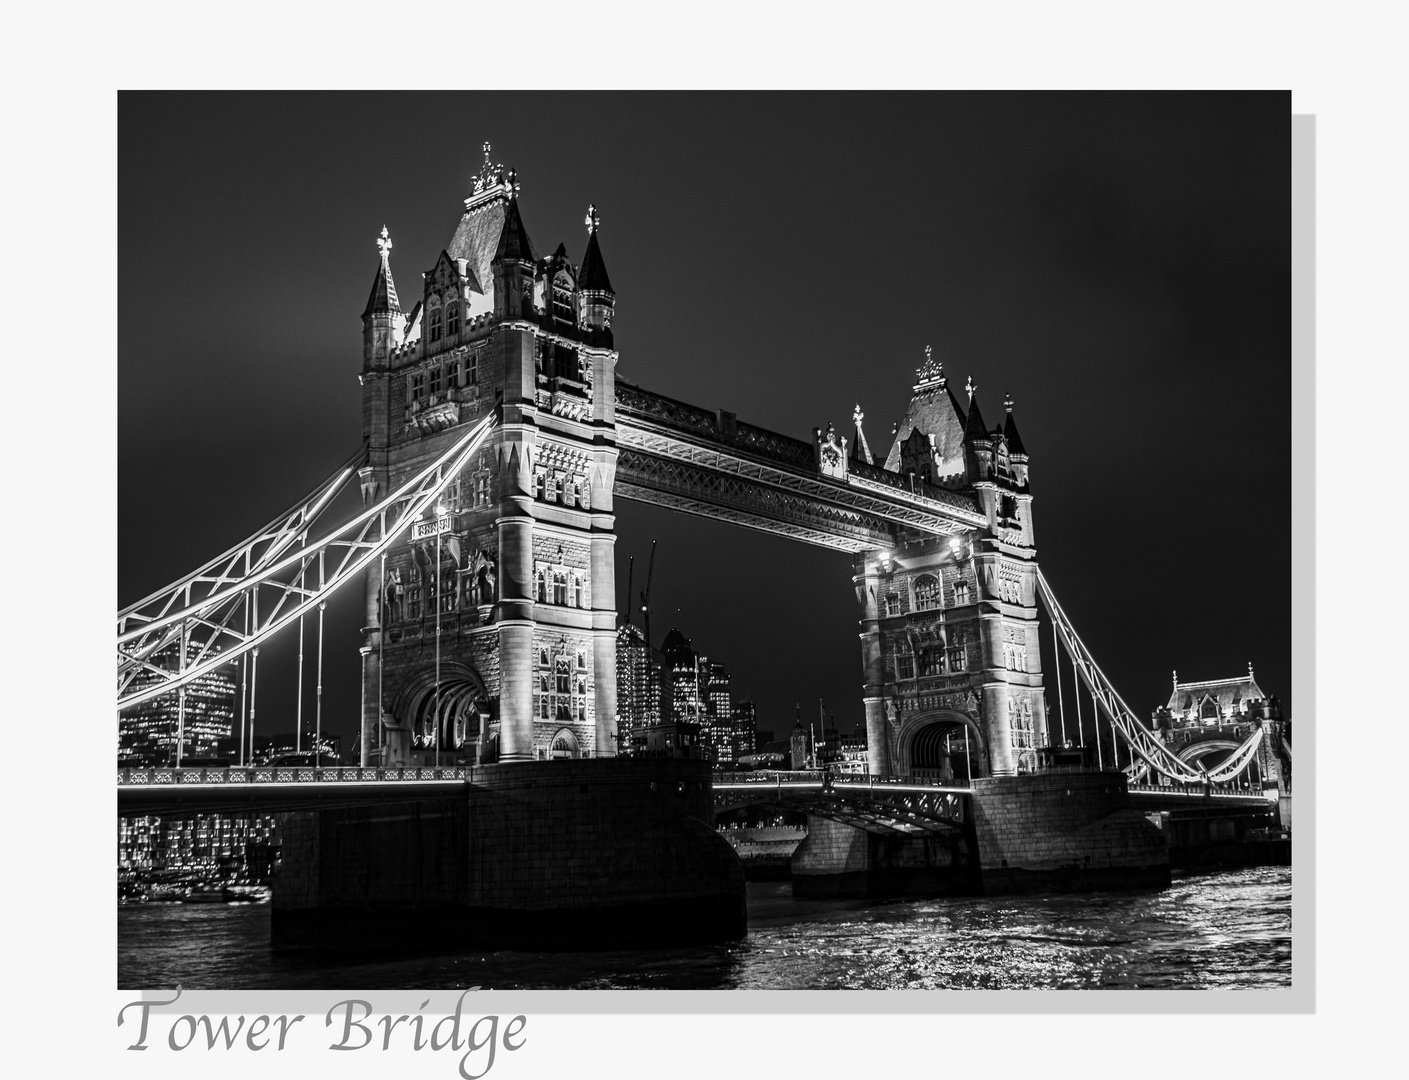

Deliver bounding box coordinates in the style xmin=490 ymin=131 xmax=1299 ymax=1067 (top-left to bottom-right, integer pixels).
xmin=363 ymin=150 xmax=619 ymax=767
xmin=357 ymin=226 xmax=402 ymax=764
xmin=860 ymin=353 xmax=1047 ymax=780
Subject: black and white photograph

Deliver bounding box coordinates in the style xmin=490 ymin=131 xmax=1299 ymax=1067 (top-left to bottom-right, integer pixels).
xmin=114 ymin=91 xmax=1295 ymax=995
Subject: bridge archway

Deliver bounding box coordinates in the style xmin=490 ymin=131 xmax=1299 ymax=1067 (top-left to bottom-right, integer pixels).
xmin=394 ymin=662 xmax=491 ymax=759
xmin=897 ymin=711 xmax=987 ymax=782
xmin=550 ymin=727 xmax=580 ymax=759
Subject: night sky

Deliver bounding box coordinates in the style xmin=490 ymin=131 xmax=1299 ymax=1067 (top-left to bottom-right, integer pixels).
xmin=119 ymin=91 xmax=1290 ymax=754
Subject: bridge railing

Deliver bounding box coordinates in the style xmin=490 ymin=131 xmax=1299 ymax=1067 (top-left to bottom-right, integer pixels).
xmin=118 ymin=766 xmax=472 ymax=787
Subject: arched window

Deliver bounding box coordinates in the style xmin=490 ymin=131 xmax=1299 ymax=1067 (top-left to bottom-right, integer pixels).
xmin=953 ymin=581 xmax=971 ymax=606
xmin=571 ymin=574 xmax=583 ymax=608
xmin=551 ymin=734 xmax=576 ymax=759
xmin=553 ymin=571 xmax=568 ymax=606
xmin=913 ymin=574 xmax=941 ymax=611
xmin=536 ymin=571 xmax=547 ymax=604
xmin=428 ymin=303 xmax=443 ymax=343
xmin=577 ymin=650 xmax=586 ymax=669
xmin=445 ymin=294 xmax=460 ymax=336
xmin=552 ymin=273 xmax=574 ymax=320
xmin=1200 ymin=697 xmax=1220 ymax=722
xmin=884 ymin=592 xmax=901 ymax=617
xmin=533 ymin=470 xmax=547 ymax=501
xmin=555 ymin=658 xmax=570 ymax=695
xmin=539 ymin=648 xmax=549 ymax=668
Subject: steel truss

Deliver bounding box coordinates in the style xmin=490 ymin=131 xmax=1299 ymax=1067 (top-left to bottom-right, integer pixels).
xmin=614 ymin=420 xmax=984 ymax=552
xmin=117 ymin=444 xmax=367 ymax=692
xmin=714 ymin=778 xmax=968 ymax=835
xmin=116 ymin=415 xmax=497 ymax=710
xmin=1036 ymin=569 xmax=1264 ymax=787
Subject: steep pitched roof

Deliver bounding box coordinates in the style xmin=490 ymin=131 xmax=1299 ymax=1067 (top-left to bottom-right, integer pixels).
xmin=579 ymin=229 xmax=614 ymax=293
xmin=446 ymin=199 xmax=505 ymax=297
xmin=493 ymin=197 xmax=538 ymax=264
xmin=882 ymin=384 xmax=968 ymax=476
xmin=1165 ymin=672 xmax=1267 ymax=714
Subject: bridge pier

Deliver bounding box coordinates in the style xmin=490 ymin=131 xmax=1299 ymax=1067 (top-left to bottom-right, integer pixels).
xmin=270 ymin=758 xmax=745 ymax=952
xmin=791 ymin=815 xmax=981 ymax=899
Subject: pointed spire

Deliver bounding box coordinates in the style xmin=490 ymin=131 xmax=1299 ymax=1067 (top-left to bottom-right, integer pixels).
xmin=1248 ymin=661 xmax=1255 ymax=679
xmin=963 ymin=383 xmax=988 ymax=441
xmin=849 ymin=404 xmax=875 ymax=466
xmin=579 ymin=203 xmax=614 ymax=293
xmin=362 ymin=225 xmax=401 ymax=318
xmin=493 ymin=186 xmax=537 ymax=264
xmin=1002 ymin=394 xmax=1027 ymax=455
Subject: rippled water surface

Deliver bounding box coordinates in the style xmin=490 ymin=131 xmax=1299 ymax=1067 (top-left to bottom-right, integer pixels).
xmin=118 ymin=868 xmax=1290 ymax=990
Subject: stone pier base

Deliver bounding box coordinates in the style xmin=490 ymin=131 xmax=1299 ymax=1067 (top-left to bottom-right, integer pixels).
xmin=271 ymin=758 xmax=746 ymax=951
xmin=970 ymin=772 xmax=1170 ymax=894
xmin=790 ymin=815 xmax=981 ymax=899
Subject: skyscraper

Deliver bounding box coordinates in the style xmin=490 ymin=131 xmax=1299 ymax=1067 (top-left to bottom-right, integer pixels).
xmin=118 ymin=642 xmax=237 ymax=764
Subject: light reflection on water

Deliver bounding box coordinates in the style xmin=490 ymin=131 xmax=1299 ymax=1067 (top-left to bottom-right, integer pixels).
xmin=118 ymin=868 xmax=1290 ymax=991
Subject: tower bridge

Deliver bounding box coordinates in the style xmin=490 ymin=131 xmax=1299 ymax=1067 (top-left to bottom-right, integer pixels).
xmin=117 ymin=151 xmax=1287 ymax=940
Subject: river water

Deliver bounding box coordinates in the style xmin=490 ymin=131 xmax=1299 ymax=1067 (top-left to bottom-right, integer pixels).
xmin=117 ymin=868 xmax=1290 ymax=990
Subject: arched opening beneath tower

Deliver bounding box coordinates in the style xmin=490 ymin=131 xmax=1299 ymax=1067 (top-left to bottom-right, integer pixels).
xmin=402 ymin=673 xmax=492 ymax=763
xmin=550 ymin=728 xmax=580 ymax=759
xmin=907 ymin=717 xmax=985 ymax=784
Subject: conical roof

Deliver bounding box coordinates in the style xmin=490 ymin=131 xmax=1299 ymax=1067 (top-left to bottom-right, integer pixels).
xmin=362 ymin=227 xmax=401 ymax=319
xmin=580 ymin=229 xmax=614 ymax=293
xmin=493 ymin=196 xmax=538 ymax=264
xmin=1003 ymin=404 xmax=1027 ymax=456
xmin=963 ymin=390 xmax=988 ymax=442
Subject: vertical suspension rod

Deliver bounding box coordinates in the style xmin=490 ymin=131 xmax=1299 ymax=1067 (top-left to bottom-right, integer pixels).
xmin=315 ymin=548 xmax=325 ymax=768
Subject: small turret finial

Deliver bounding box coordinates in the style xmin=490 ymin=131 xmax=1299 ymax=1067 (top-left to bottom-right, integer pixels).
xmin=377 ymin=225 xmax=392 ymax=261
xmin=585 ymin=203 xmax=600 ymax=235
xmin=853 ymin=404 xmax=864 ymax=427
xmin=1248 ymin=661 xmax=1255 ymax=679
xmin=507 ymin=167 xmax=519 ymax=197
xmin=1173 ymin=669 xmax=1178 ymax=687
xmin=472 ymin=143 xmax=504 ymax=196
xmin=965 ymin=376 xmax=976 ymax=402
xmin=1004 ymin=393 xmax=1014 ymax=413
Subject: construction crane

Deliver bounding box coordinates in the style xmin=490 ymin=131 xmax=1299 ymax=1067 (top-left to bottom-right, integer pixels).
xmin=639 ymin=539 xmax=657 ymax=650
xmin=622 ymin=555 xmax=634 ymax=628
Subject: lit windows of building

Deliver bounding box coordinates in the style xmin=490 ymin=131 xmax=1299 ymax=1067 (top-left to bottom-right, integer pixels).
xmin=913 ymin=574 xmax=941 ymax=611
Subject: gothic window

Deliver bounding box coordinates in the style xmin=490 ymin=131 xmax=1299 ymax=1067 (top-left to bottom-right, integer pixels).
xmin=539 ymin=690 xmax=550 ymax=720
xmin=410 ymin=373 xmax=425 ymax=401
xmin=577 ymin=650 xmax=586 ymax=669
xmin=446 ymin=295 xmax=460 ymax=337
xmin=913 ymin=574 xmax=941 ymax=611
xmin=555 ymin=658 xmax=570 ymax=695
xmin=533 ymin=470 xmax=547 ymax=501
xmin=536 ymin=571 xmax=547 ymax=604
xmin=468 ymin=351 xmax=479 ymax=384
xmin=446 ymin=359 xmax=460 ymax=389
xmin=539 ymin=648 xmax=549 ymax=668
xmin=947 ymin=645 xmax=967 ymax=672
xmin=919 ymin=649 xmax=943 ymax=678
xmin=474 ymin=472 xmax=489 ymax=505
xmin=553 ymin=571 xmax=568 ymax=606
xmin=576 ymin=676 xmax=587 ymax=721
xmin=552 ymin=273 xmax=573 ymax=320
xmin=1200 ymin=697 xmax=1220 ymax=722
xmin=953 ymin=581 xmax=971 ymax=606
xmin=440 ymin=570 xmax=456 ymax=612
xmin=430 ymin=366 xmax=443 ymax=395
xmin=429 ymin=304 xmax=443 ymax=343
xmin=571 ymin=574 xmax=583 ymax=608
xmin=408 ymin=586 xmax=421 ymax=620
xmin=884 ymin=592 xmax=901 ymax=617
xmin=552 ymin=475 xmax=564 ymax=503
xmin=896 ymin=655 xmax=915 ymax=680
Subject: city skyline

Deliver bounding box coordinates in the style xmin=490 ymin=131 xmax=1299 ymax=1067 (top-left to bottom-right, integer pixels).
xmin=119 ymin=92 xmax=1290 ymax=757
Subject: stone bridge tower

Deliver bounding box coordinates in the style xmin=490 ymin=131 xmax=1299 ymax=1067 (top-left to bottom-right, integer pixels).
xmin=358 ymin=148 xmax=619 ymax=766
xmin=854 ymin=348 xmax=1048 ymax=779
